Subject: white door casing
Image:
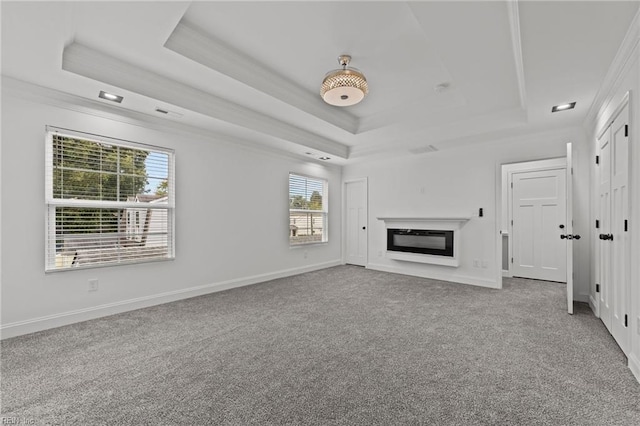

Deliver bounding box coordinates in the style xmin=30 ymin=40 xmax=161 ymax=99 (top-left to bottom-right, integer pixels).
xmin=565 ymin=143 xmax=574 ymax=314
xmin=511 ymin=168 xmax=567 ymax=282
xmin=345 ymin=179 xmax=368 ymax=266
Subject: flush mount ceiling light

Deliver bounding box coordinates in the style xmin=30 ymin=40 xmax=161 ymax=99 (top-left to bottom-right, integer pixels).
xmin=98 ymin=91 xmax=123 ymax=103
xmin=551 ymin=102 xmax=576 ymax=113
xmin=321 ymin=55 xmax=368 ymax=107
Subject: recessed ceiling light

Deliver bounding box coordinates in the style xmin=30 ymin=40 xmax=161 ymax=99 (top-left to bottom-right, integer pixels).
xmin=551 ymin=102 xmax=576 ymax=113
xmin=305 ymin=152 xmax=313 ymax=155
xmin=319 ymin=156 xmax=331 ymax=161
xmin=99 ymin=91 xmax=123 ymax=103
xmin=155 ymin=108 xmax=169 ymax=114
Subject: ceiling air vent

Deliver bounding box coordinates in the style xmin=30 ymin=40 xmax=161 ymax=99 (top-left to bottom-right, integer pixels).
xmin=155 ymin=107 xmax=183 ymax=118
xmin=409 ymin=145 xmax=438 ymax=155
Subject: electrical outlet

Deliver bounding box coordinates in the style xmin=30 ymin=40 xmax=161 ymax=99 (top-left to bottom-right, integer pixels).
xmin=481 ymin=260 xmax=488 ymax=269
xmin=473 ymin=259 xmax=480 ymax=268
xmin=378 ymin=251 xmax=383 ymax=257
xmin=88 ymin=279 xmax=99 ymax=292
xmin=303 ymin=250 xmax=308 ymax=259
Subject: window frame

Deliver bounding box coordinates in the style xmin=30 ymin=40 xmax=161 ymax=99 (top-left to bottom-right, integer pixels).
xmin=288 ymin=172 xmax=328 ymax=246
xmin=45 ymin=126 xmax=175 ymax=272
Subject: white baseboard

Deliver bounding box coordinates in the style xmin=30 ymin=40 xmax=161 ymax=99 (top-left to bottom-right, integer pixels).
xmin=589 ymin=295 xmax=600 ymax=317
xmin=629 ymin=353 xmax=640 ymax=385
xmin=1 ymin=260 xmax=341 ymax=339
xmin=366 ymin=263 xmax=499 ymax=289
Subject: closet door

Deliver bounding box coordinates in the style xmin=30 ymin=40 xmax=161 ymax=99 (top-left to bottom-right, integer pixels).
xmin=610 ymin=105 xmax=630 ymax=354
xmin=597 ymin=99 xmax=630 ymax=355
xmin=598 ymin=128 xmax=612 ymax=331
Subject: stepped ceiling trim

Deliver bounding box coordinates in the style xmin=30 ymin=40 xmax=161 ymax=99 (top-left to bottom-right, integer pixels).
xmin=62 ymin=42 xmax=349 ymax=159
xmin=165 ymin=21 xmax=360 ymax=135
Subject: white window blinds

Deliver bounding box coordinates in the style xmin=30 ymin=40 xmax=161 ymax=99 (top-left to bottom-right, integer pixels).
xmin=45 ymin=128 xmax=175 ymax=271
xmin=289 ymin=173 xmax=328 ymax=245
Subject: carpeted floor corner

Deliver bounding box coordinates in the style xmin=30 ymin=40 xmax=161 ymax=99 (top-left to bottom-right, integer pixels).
xmin=2 ymin=266 xmax=639 ymax=425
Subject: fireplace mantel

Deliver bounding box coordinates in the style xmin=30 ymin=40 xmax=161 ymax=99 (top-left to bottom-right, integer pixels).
xmin=377 ymin=216 xmax=471 ymax=230
xmin=377 ymin=217 xmax=471 ymax=221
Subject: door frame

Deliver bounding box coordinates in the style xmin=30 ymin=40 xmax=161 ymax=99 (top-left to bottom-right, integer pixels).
xmin=500 ymin=157 xmax=567 ymax=279
xmin=342 ymin=177 xmax=368 ymax=266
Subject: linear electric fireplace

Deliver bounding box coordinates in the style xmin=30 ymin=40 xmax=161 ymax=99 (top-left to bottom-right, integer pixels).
xmin=387 ymin=229 xmax=454 ymax=257
xmin=377 ymin=216 xmax=471 ymax=267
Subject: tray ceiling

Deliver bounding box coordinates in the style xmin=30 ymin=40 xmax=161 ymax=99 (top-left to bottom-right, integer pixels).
xmin=2 ymin=1 xmax=638 ymax=164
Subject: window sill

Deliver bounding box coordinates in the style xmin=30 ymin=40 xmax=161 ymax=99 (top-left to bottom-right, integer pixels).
xmin=289 ymin=241 xmax=329 ymax=249
xmin=45 ymin=256 xmax=175 ymax=273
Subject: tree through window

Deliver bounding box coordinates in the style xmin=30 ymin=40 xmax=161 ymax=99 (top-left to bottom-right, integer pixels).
xmin=45 ymin=128 xmax=175 ymax=270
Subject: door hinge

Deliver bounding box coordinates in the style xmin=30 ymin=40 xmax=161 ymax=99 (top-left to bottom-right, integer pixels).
xmin=625 ymin=314 xmax=628 ymax=327
xmin=511 ymin=182 xmax=513 ymax=188
xmin=511 ymin=257 xmax=513 ymax=264
xmin=595 ymin=219 xmax=600 ymax=229
xmin=625 ymin=124 xmax=628 ymax=137
xmin=596 ymin=283 xmax=600 ymax=293
xmin=511 ymin=219 xmax=513 ymax=226
xmin=596 ymin=155 xmax=599 ymax=165
xmin=571 ymin=167 xmax=574 ymax=175
xmin=624 ymin=219 xmax=628 ymax=232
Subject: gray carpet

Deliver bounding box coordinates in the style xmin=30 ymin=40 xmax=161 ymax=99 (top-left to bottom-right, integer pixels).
xmin=1 ymin=266 xmax=639 ymax=425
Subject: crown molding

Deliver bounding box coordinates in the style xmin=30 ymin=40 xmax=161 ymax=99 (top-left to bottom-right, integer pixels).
xmin=506 ymin=0 xmax=527 ymax=110
xmin=165 ymin=21 xmax=359 ymax=134
xmin=583 ymin=7 xmax=640 ymax=130
xmin=1 ymin=76 xmax=341 ymax=167
xmin=61 ymin=42 xmax=348 ymax=159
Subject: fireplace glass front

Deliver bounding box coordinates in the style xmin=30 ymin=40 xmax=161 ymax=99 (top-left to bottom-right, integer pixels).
xmin=387 ymin=229 xmax=454 ymax=257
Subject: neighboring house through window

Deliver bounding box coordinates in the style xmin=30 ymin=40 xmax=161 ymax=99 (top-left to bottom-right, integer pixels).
xmin=289 ymin=173 xmax=328 ymax=245
xmin=45 ymin=127 xmax=175 ymax=271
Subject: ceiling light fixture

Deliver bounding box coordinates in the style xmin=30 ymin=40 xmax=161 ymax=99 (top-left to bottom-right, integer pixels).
xmin=319 ymin=156 xmax=331 ymax=161
xmin=321 ymin=55 xmax=368 ymax=107
xmin=551 ymin=102 xmax=576 ymax=113
xmin=98 ymin=91 xmax=123 ymax=103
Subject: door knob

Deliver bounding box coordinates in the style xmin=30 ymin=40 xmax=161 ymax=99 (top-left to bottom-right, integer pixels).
xmin=559 ymin=224 xmax=565 ymax=229
xmin=561 ymin=234 xmax=581 ymax=240
xmin=599 ymin=233 xmax=613 ymax=240
xmin=362 ymin=226 xmax=366 ymax=230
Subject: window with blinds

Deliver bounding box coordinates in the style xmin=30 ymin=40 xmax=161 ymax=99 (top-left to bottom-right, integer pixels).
xmin=289 ymin=173 xmax=328 ymax=245
xmin=45 ymin=128 xmax=175 ymax=271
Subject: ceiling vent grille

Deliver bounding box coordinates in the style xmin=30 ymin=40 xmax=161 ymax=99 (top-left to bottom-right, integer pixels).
xmin=409 ymin=145 xmax=438 ymax=155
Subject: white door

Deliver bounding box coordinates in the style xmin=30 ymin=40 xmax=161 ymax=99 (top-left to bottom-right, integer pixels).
xmin=610 ymin=106 xmax=630 ymax=353
xmin=598 ymin=126 xmax=613 ymax=331
xmin=345 ymin=179 xmax=368 ymax=266
xmin=597 ymin=101 xmax=630 ymax=354
xmin=511 ymin=168 xmax=567 ymax=282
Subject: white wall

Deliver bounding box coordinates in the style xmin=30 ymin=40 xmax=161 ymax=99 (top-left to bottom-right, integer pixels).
xmin=585 ymin=13 xmax=640 ymax=381
xmin=343 ymin=126 xmax=591 ymax=296
xmin=0 ymin=86 xmax=342 ymax=338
